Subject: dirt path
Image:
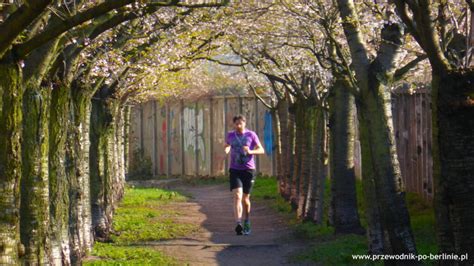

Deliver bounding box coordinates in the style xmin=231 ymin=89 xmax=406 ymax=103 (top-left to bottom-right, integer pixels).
xmin=145 ymin=182 xmax=309 ymax=266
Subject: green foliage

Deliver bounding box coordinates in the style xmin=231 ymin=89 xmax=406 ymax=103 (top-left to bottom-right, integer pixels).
xmin=127 ymin=148 xmax=153 ymax=180
xmin=86 ymin=187 xmax=197 ymax=265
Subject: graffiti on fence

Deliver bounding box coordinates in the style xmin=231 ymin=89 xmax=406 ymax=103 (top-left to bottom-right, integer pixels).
xmin=263 ymin=111 xmax=273 ymax=156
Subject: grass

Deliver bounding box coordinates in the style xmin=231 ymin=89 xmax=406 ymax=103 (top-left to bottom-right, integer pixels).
xmin=85 ymin=243 xmax=178 ymax=265
xmin=251 ymin=175 xmax=437 ymax=265
xmin=85 ymin=187 xmax=197 ymax=265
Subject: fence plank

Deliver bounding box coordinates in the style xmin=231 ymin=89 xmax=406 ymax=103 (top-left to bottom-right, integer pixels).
xmin=169 ymin=102 xmax=182 ymax=176
xmin=392 ymin=90 xmax=433 ymax=201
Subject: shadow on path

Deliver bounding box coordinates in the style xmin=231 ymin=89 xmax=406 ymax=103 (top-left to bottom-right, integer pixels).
xmin=140 ymin=182 xmax=310 ymax=266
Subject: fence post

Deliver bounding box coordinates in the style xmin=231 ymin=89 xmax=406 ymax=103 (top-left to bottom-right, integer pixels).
xmin=224 ymin=97 xmax=228 ymax=175
xmin=255 ymin=97 xmax=260 ymax=173
xmin=180 ymin=100 xmax=185 ymax=177
xmin=139 ymin=105 xmax=144 ymax=151
xmin=152 ymin=101 xmax=157 ymax=177
xmin=166 ymin=103 xmax=171 ymax=178
xmin=209 ymin=98 xmax=214 ymax=177
xmin=195 ymin=101 xmax=199 ymax=177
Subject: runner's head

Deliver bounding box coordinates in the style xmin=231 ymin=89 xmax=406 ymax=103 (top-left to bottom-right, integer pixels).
xmin=233 ymin=115 xmax=246 ymax=133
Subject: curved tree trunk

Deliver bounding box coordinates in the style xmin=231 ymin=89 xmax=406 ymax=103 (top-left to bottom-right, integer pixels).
xmin=48 ymin=84 xmax=71 ymax=265
xmin=0 ymin=60 xmax=23 ymax=265
xmin=20 ymin=84 xmax=51 ymax=265
xmin=432 ymin=70 xmax=474 ymax=262
xmin=328 ymin=79 xmax=364 ymax=235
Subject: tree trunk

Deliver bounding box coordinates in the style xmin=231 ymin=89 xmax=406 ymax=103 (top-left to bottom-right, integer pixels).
xmin=328 ymin=79 xmax=364 ymax=235
xmin=48 ymin=84 xmax=71 ymax=265
xmin=297 ymin=102 xmax=311 ymax=219
xmin=123 ymin=106 xmax=130 ymax=176
xmin=66 ymin=84 xmax=93 ymax=264
xmin=277 ymin=97 xmax=291 ymax=200
xmin=285 ymin=103 xmax=296 ymax=202
xmin=432 ymin=70 xmax=474 ymax=262
xmin=289 ymin=102 xmax=302 ymax=210
xmin=357 ymin=69 xmax=417 ymax=255
xmin=304 ymin=108 xmax=328 ymax=223
xmin=270 ymin=108 xmax=283 ymax=194
xmin=20 ymin=84 xmax=51 ymax=264
xmin=90 ymin=96 xmax=118 ymax=241
xmin=0 ymin=59 xmax=23 ymax=265
xmin=113 ymin=106 xmax=126 ymax=202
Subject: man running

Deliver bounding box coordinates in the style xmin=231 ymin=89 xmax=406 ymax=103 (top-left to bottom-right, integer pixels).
xmin=224 ymin=115 xmax=265 ymax=235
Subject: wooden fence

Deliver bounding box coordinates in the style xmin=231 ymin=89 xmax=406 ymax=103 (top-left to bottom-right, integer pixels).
xmin=129 ymin=91 xmax=434 ymax=200
xmin=392 ymin=88 xmax=433 ymax=200
xmin=128 ymin=96 xmax=275 ymax=177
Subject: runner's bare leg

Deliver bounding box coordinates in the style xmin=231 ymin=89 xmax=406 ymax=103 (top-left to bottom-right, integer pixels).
xmin=233 ymin=188 xmax=243 ymax=222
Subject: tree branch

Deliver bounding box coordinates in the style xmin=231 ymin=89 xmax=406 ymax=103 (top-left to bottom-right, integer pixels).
xmin=0 ymin=0 xmax=52 ymax=58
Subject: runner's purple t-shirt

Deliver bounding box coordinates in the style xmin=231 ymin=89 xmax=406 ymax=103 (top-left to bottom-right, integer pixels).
xmin=226 ymin=129 xmax=261 ymax=170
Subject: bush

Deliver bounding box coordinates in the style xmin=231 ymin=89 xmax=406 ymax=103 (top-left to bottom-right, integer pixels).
xmin=127 ymin=148 xmax=153 ymax=180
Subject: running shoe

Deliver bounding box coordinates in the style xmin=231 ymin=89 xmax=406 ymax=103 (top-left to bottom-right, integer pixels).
xmin=235 ymin=223 xmax=243 ymax=235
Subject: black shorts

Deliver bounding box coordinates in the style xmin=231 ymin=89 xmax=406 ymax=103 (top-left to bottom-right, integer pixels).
xmin=229 ymin=168 xmax=256 ymax=194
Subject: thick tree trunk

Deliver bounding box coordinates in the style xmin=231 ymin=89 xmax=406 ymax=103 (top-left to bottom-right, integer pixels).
xmin=432 ymin=70 xmax=474 ymax=262
xmin=328 ymin=79 xmax=364 ymax=235
xmin=48 ymin=84 xmax=71 ymax=265
xmin=20 ymin=84 xmax=51 ymax=264
xmin=297 ymin=102 xmax=311 ymax=219
xmin=357 ymin=70 xmax=417 ymax=255
xmin=90 ymin=96 xmax=118 ymax=241
xmin=0 ymin=60 xmax=23 ymax=265
xmin=66 ymin=84 xmax=93 ymax=264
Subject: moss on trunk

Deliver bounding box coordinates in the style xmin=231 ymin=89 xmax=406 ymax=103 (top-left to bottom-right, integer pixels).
xmin=67 ymin=84 xmax=93 ymax=264
xmin=20 ymin=84 xmax=51 ymax=264
xmin=90 ymin=96 xmax=119 ymax=241
xmin=303 ymin=107 xmax=328 ymax=223
xmin=357 ymin=71 xmax=417 ymax=255
xmin=0 ymin=60 xmax=23 ymax=265
xmin=297 ymin=100 xmax=312 ymax=219
xmin=48 ymin=84 xmax=71 ymax=265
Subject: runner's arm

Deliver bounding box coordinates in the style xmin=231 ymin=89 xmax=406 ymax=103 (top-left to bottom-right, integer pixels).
xmin=247 ymin=143 xmax=265 ymax=155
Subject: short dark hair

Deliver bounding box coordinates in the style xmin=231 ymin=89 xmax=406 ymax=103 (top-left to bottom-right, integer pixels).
xmin=233 ymin=115 xmax=246 ymax=123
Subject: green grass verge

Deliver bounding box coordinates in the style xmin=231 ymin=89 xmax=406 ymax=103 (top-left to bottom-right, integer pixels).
xmin=85 ymin=187 xmax=197 ymax=265
xmin=251 ymin=175 xmax=437 ymax=265
xmin=84 ymin=243 xmax=178 ymax=265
